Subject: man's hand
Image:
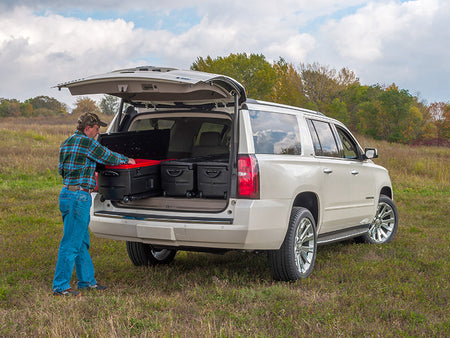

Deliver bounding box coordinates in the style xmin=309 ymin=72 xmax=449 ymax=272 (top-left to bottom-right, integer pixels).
xmin=128 ymin=158 xmax=136 ymax=165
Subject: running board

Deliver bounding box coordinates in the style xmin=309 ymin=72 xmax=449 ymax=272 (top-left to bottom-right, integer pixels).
xmin=317 ymin=224 xmax=369 ymax=245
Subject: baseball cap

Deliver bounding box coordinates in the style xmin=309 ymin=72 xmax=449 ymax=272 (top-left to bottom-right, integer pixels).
xmin=78 ymin=112 xmax=107 ymax=127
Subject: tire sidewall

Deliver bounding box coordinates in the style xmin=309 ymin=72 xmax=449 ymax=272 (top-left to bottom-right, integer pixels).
xmin=284 ymin=207 xmax=317 ymax=280
xmin=365 ymin=195 xmax=399 ymax=244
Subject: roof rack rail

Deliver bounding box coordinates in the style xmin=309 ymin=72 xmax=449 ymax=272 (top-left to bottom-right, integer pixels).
xmin=245 ymin=98 xmax=325 ymax=116
xmin=112 ymin=66 xmax=177 ymax=74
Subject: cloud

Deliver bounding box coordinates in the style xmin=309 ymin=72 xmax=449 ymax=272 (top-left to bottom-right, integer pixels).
xmin=0 ymin=1 xmax=448 ymax=108
xmin=323 ymin=0 xmax=440 ymax=62
xmin=0 ymin=3 xmax=321 ymax=106
xmin=0 ymin=7 xmax=145 ymax=104
xmin=314 ymin=0 xmax=449 ymax=102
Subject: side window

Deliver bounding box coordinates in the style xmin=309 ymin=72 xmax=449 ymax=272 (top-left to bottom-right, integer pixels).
xmin=307 ymin=119 xmax=321 ymax=155
xmin=307 ymin=119 xmax=339 ymax=157
xmin=249 ymin=110 xmax=301 ymax=155
xmin=336 ymin=126 xmax=359 ymax=159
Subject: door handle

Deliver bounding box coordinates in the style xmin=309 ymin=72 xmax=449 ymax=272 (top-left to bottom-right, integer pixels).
xmin=323 ymin=168 xmax=333 ymax=174
xmin=351 ymin=170 xmax=359 ymax=175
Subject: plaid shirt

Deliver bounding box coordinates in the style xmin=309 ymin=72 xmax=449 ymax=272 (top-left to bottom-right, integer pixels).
xmin=59 ymin=130 xmax=129 ymax=189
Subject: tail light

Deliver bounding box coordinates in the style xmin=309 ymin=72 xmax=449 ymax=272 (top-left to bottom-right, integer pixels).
xmin=237 ymin=154 xmax=260 ymax=199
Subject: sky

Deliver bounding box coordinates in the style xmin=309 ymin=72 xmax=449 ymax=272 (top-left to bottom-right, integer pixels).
xmin=0 ymin=0 xmax=448 ymax=109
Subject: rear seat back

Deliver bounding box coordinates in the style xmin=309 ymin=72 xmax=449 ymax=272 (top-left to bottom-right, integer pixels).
xmin=192 ymin=132 xmax=228 ymax=157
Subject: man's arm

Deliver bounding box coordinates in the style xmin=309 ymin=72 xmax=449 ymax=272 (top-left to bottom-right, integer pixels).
xmin=86 ymin=138 xmax=130 ymax=165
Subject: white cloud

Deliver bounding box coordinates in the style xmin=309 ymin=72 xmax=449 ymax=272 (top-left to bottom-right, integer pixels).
xmin=0 ymin=1 xmax=448 ymax=107
xmin=313 ymin=0 xmax=450 ymax=102
xmin=0 ymin=7 xmax=147 ymax=105
xmin=323 ymin=0 xmax=440 ymax=62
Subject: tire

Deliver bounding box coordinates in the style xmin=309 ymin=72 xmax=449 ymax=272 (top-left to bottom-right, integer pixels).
xmin=362 ymin=195 xmax=398 ymax=244
xmin=268 ymin=207 xmax=317 ymax=281
xmin=148 ymin=248 xmax=177 ymax=265
xmin=126 ymin=241 xmax=177 ymax=266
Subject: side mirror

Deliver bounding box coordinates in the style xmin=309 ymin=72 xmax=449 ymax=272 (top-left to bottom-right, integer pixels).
xmin=364 ymin=148 xmax=378 ymax=159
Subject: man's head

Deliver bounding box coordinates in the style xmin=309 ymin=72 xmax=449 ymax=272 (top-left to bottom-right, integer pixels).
xmin=77 ymin=113 xmax=107 ymax=138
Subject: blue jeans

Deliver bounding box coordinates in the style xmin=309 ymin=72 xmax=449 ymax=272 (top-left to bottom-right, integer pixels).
xmin=52 ymin=187 xmax=97 ymax=292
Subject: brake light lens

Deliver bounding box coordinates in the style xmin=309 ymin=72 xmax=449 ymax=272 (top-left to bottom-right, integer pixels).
xmin=237 ymin=154 xmax=260 ymax=199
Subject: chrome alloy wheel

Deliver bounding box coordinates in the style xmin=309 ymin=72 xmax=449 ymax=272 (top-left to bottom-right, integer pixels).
xmin=368 ymin=201 xmax=396 ymax=243
xmin=294 ymin=218 xmax=315 ymax=274
xmin=151 ymin=249 xmax=174 ymax=261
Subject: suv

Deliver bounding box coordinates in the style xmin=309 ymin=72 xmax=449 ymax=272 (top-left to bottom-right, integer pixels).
xmin=57 ymin=66 xmax=398 ymax=281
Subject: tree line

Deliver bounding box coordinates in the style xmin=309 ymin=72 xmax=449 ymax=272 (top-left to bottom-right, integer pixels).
xmin=1 ymin=53 xmax=449 ymax=145
xmin=191 ymin=54 xmax=449 ymax=145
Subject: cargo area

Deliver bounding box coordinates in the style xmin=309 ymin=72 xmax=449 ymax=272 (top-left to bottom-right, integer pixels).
xmin=96 ymin=112 xmax=233 ymax=212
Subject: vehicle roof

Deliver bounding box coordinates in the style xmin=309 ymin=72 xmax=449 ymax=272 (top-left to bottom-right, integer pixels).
xmin=245 ymin=98 xmax=325 ymax=117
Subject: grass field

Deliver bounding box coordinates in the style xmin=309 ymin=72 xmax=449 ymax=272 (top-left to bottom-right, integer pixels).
xmin=0 ymin=116 xmax=449 ymax=336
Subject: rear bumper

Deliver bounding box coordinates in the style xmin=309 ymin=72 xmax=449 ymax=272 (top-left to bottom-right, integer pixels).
xmin=89 ymin=195 xmax=291 ymax=250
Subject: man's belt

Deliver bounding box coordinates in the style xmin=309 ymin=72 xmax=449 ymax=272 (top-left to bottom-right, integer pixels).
xmin=64 ymin=185 xmax=93 ymax=193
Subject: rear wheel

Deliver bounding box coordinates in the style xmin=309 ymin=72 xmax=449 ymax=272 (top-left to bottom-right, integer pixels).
xmin=148 ymin=248 xmax=177 ymax=265
xmin=362 ymin=195 xmax=398 ymax=244
xmin=126 ymin=241 xmax=177 ymax=266
xmin=268 ymin=207 xmax=317 ymax=281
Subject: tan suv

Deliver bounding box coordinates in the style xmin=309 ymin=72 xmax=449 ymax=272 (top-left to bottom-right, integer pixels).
xmin=57 ymin=66 xmax=398 ymax=281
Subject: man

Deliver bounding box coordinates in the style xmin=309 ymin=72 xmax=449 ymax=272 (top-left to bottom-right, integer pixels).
xmin=52 ymin=112 xmax=135 ymax=296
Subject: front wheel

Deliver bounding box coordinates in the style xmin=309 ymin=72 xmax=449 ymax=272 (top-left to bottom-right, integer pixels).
xmin=126 ymin=241 xmax=177 ymax=266
xmin=268 ymin=207 xmax=317 ymax=281
xmin=362 ymin=195 xmax=398 ymax=244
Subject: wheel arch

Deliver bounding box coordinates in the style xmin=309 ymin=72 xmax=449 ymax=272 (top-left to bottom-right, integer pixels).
xmin=292 ymin=191 xmax=319 ymax=226
xmin=380 ymin=186 xmax=392 ymax=199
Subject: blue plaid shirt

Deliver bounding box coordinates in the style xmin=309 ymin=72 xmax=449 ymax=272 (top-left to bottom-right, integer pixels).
xmin=59 ymin=131 xmax=129 ymax=189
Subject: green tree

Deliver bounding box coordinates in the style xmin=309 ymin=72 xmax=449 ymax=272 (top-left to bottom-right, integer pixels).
xmin=72 ymin=97 xmax=101 ymax=116
xmin=0 ymin=99 xmax=11 ymax=117
xmin=100 ymin=95 xmax=119 ymax=116
xmin=402 ymin=105 xmax=423 ymax=143
xmin=270 ymin=58 xmax=307 ymax=107
xmin=378 ymin=84 xmax=415 ymax=143
xmin=299 ymin=63 xmax=359 ymax=112
xmin=26 ymin=96 xmax=67 ymax=115
xmin=327 ymin=98 xmax=349 ymax=125
xmin=192 ymin=53 xmax=276 ymax=100
xmin=20 ymin=102 xmax=33 ymax=117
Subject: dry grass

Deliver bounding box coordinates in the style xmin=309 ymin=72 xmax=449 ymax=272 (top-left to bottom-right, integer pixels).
xmin=0 ymin=117 xmax=449 ymax=336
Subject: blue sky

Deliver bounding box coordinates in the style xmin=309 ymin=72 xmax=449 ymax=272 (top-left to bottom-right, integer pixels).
xmin=0 ymin=0 xmax=448 ymax=107
xmin=44 ymin=7 xmax=202 ymax=34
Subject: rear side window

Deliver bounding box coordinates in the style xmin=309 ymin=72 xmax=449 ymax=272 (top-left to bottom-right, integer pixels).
xmin=249 ymin=110 xmax=301 ymax=155
xmin=307 ymin=119 xmax=339 ymax=157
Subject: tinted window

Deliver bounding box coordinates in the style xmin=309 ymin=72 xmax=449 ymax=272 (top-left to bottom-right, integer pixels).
xmin=307 ymin=120 xmax=339 ymax=157
xmin=307 ymin=120 xmax=321 ymax=155
xmin=250 ymin=110 xmax=301 ymax=155
xmin=336 ymin=126 xmax=359 ymax=159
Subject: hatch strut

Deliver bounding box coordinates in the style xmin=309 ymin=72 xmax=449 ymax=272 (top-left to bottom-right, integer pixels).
xmin=229 ymin=90 xmax=240 ymax=198
xmin=233 ymin=91 xmax=239 ymax=165
xmin=113 ymin=99 xmax=125 ymax=132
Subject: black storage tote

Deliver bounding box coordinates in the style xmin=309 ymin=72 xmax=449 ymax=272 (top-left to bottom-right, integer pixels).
xmin=161 ymin=160 xmax=196 ymax=197
xmin=98 ymin=159 xmax=162 ymax=202
xmin=196 ymin=161 xmax=230 ymax=199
